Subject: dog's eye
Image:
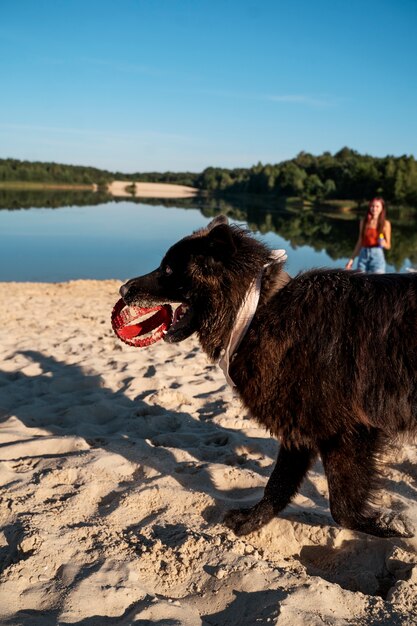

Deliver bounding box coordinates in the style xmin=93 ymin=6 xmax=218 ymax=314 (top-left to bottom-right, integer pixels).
xmin=165 ymin=265 xmax=173 ymax=276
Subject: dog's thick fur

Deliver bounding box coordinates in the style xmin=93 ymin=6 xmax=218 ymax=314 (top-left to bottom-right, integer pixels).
xmin=121 ymin=216 xmax=417 ymax=538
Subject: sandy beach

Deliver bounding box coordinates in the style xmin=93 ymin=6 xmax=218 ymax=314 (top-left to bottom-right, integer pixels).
xmin=107 ymin=181 xmax=199 ymax=198
xmin=1 ymin=280 xmax=417 ymax=625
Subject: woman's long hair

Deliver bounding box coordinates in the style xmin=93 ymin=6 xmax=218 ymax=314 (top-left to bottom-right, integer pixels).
xmin=361 ymin=197 xmax=386 ymax=239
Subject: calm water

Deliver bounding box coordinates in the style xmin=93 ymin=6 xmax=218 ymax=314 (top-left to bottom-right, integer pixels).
xmin=0 ymin=195 xmax=415 ymax=281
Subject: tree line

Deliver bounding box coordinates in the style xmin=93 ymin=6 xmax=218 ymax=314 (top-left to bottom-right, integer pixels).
xmin=196 ymin=148 xmax=417 ymax=206
xmin=1 ymin=148 xmax=417 ymax=205
xmin=0 ymin=159 xmax=113 ymax=186
xmin=0 ymin=158 xmax=198 ymax=189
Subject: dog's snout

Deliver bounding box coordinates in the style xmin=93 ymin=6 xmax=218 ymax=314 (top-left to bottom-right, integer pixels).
xmin=119 ymin=283 xmax=130 ymax=299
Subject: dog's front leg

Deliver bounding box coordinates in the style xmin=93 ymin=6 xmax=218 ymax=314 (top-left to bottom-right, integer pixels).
xmin=224 ymin=443 xmax=316 ymax=536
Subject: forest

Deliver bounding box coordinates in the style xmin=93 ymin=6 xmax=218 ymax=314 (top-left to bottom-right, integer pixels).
xmin=196 ymin=148 xmax=417 ymax=206
xmin=0 ymin=158 xmax=197 ymax=189
xmin=1 ymin=148 xmax=417 ymax=205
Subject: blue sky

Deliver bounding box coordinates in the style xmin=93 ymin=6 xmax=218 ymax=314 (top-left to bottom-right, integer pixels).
xmin=1 ymin=0 xmax=416 ymax=172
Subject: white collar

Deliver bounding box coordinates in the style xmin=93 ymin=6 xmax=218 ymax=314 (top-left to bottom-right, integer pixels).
xmin=218 ymin=250 xmax=288 ymax=388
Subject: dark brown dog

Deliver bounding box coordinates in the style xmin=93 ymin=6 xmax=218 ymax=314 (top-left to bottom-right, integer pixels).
xmin=120 ymin=216 xmax=417 ymax=538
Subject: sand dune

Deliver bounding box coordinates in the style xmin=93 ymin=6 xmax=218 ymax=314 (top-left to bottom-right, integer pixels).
xmin=0 ymin=280 xmax=416 ymax=625
xmin=107 ymin=181 xmax=199 ymax=198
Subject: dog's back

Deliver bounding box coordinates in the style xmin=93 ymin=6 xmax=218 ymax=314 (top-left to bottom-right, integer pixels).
xmin=230 ymin=269 xmax=417 ymax=444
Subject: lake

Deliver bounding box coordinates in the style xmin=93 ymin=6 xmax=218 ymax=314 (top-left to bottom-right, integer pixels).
xmin=0 ymin=191 xmax=416 ymax=281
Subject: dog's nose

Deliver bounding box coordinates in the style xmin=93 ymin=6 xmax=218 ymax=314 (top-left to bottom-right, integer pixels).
xmin=119 ymin=283 xmax=129 ymax=299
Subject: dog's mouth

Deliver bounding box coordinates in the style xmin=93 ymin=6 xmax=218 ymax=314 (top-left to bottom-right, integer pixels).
xmin=120 ymin=279 xmax=197 ymax=344
xmin=119 ymin=296 xmax=195 ymax=344
xmin=164 ymin=302 xmax=195 ymax=343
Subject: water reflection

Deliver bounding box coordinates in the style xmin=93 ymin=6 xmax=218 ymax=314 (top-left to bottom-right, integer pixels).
xmin=198 ymin=197 xmax=416 ymax=272
xmin=0 ymin=187 xmax=110 ymax=210
xmin=0 ymin=188 xmax=415 ymax=280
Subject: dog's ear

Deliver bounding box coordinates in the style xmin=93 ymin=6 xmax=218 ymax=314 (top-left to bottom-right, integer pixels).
xmin=206 ymin=215 xmax=229 ymax=231
xmin=190 ymin=218 xmax=235 ymax=275
xmin=198 ymin=223 xmax=236 ymax=273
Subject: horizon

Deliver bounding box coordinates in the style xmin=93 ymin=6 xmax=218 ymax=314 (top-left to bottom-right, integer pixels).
xmin=2 ymin=0 xmax=416 ymax=172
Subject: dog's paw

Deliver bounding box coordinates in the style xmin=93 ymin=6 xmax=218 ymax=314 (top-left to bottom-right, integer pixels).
xmin=354 ymin=511 xmax=414 ymax=539
xmin=223 ymin=500 xmax=275 ymax=536
xmin=375 ymin=511 xmax=414 ymax=538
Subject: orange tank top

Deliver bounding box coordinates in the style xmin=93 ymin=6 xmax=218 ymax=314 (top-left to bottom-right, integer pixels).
xmin=362 ymin=227 xmax=379 ymax=247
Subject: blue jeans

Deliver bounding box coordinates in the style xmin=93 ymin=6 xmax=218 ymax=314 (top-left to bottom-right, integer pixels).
xmin=357 ymin=247 xmax=385 ymax=273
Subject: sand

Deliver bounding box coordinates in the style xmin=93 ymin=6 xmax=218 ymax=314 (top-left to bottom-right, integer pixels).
xmin=107 ymin=181 xmax=199 ymax=198
xmin=0 ymin=280 xmax=417 ymax=625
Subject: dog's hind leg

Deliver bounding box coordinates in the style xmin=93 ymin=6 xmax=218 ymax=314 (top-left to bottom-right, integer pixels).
xmin=319 ymin=426 xmax=414 ymax=538
xmin=224 ymin=443 xmax=316 ymax=536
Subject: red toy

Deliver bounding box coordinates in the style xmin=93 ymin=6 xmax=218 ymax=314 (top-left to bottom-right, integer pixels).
xmin=111 ymin=298 xmax=172 ymax=347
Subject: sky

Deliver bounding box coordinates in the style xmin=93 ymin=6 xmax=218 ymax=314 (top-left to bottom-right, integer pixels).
xmin=1 ymin=0 xmax=416 ymax=173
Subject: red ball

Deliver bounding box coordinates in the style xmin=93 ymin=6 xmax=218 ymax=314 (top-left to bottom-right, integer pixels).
xmin=111 ymin=299 xmax=172 ymax=347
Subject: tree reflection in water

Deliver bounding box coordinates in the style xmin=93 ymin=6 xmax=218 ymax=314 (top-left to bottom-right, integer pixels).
xmin=1 ymin=188 xmax=416 ymax=271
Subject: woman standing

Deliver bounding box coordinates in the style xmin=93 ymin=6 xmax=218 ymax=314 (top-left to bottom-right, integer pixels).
xmin=345 ymin=197 xmax=391 ymax=273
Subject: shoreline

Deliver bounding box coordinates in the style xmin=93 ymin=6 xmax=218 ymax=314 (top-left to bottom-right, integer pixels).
xmin=0 ymin=180 xmax=200 ymax=199
xmin=106 ymin=180 xmax=200 ymax=198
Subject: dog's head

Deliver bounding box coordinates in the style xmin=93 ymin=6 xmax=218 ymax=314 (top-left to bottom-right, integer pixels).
xmin=120 ymin=215 xmax=239 ymax=343
xmin=120 ymin=215 xmax=279 ymax=349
